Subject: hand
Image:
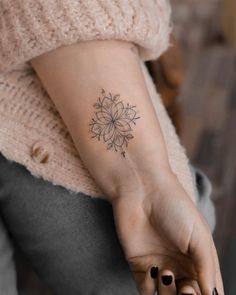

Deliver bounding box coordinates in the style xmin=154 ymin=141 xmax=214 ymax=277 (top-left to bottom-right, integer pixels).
xmin=111 ymin=172 xmax=224 ymax=295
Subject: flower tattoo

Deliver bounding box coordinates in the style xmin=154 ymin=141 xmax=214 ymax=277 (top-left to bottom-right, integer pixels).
xmin=89 ymin=89 xmax=141 ymax=158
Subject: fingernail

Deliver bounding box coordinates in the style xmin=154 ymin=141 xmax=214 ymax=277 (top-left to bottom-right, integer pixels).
xmin=162 ymin=275 xmax=173 ymax=285
xmin=150 ymin=266 xmax=159 ymax=279
xmin=180 ymin=293 xmax=193 ymax=295
xmin=212 ymin=288 xmax=219 ymax=295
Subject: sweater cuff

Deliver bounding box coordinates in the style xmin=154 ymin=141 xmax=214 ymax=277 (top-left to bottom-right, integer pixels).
xmin=0 ymin=0 xmax=172 ymax=72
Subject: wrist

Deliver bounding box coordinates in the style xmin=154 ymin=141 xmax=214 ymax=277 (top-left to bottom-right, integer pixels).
xmin=110 ymin=163 xmax=175 ymax=206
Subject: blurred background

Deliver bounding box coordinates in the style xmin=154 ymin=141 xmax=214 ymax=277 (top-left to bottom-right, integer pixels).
xmin=148 ymin=0 xmax=236 ymax=293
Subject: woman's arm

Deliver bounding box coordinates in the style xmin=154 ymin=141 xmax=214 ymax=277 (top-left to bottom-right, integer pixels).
xmin=31 ymin=39 xmax=173 ymax=202
xmin=31 ymin=40 xmax=224 ymax=295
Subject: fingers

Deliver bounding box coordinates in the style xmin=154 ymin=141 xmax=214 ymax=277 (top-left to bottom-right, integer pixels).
xmin=139 ymin=266 xmax=177 ymax=295
xmin=190 ymin=221 xmax=218 ymax=295
xmin=177 ymin=279 xmax=200 ymax=295
xmin=211 ymin=242 xmax=225 ymax=295
xmin=138 ymin=265 xmax=157 ymax=295
xmin=178 ymin=285 xmax=197 ymax=295
xmin=158 ymin=269 xmax=176 ymax=295
xmin=139 ymin=258 xmax=220 ymax=295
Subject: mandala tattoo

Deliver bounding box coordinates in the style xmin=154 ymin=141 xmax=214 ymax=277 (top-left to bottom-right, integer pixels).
xmin=89 ymin=89 xmax=141 ymax=158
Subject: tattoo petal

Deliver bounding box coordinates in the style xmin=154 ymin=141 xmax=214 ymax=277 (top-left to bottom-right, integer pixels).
xmin=115 ymin=119 xmax=132 ymax=133
xmin=96 ymin=111 xmax=111 ymax=123
xmin=102 ymin=97 xmax=113 ymax=111
xmin=111 ymin=101 xmax=125 ymax=120
xmin=107 ymin=142 xmax=113 ymax=150
xmin=126 ymin=134 xmax=134 ymax=140
xmin=122 ymin=108 xmax=136 ymax=121
xmin=102 ymin=123 xmax=115 ymax=142
xmin=113 ymin=131 xmax=125 ymax=147
xmin=91 ymin=123 xmax=102 ymax=135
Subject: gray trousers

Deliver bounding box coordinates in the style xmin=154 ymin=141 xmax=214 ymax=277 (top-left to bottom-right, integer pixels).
xmin=0 ymin=152 xmax=216 ymax=295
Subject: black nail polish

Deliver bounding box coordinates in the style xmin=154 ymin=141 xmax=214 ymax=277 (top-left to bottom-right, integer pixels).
xmin=150 ymin=266 xmax=159 ymax=279
xmin=162 ymin=275 xmax=173 ymax=285
xmin=181 ymin=293 xmax=193 ymax=295
xmin=212 ymin=288 xmax=219 ymax=295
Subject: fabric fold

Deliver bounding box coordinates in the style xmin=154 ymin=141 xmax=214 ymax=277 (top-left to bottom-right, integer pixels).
xmin=0 ymin=0 xmax=172 ymax=72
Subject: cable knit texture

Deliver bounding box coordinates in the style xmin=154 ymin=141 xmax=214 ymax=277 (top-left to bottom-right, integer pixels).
xmin=0 ymin=0 xmax=171 ymax=72
xmin=0 ymin=0 xmax=196 ymax=202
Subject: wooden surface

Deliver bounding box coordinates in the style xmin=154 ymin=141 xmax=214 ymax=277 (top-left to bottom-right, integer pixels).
xmin=223 ymin=0 xmax=236 ymax=45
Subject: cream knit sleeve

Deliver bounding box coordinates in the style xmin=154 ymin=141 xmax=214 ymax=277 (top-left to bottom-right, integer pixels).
xmin=0 ymin=0 xmax=172 ymax=72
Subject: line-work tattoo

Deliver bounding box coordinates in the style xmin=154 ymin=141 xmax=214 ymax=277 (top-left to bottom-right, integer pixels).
xmin=89 ymin=89 xmax=141 ymax=158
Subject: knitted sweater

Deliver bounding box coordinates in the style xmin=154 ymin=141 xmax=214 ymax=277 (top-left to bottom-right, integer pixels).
xmin=0 ymin=0 xmax=196 ymax=201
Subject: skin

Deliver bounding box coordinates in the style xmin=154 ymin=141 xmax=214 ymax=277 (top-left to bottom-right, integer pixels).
xmin=31 ymin=39 xmax=224 ymax=295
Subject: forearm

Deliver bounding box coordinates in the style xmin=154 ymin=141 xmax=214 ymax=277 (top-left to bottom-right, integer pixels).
xmin=31 ymin=40 xmax=173 ymax=202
